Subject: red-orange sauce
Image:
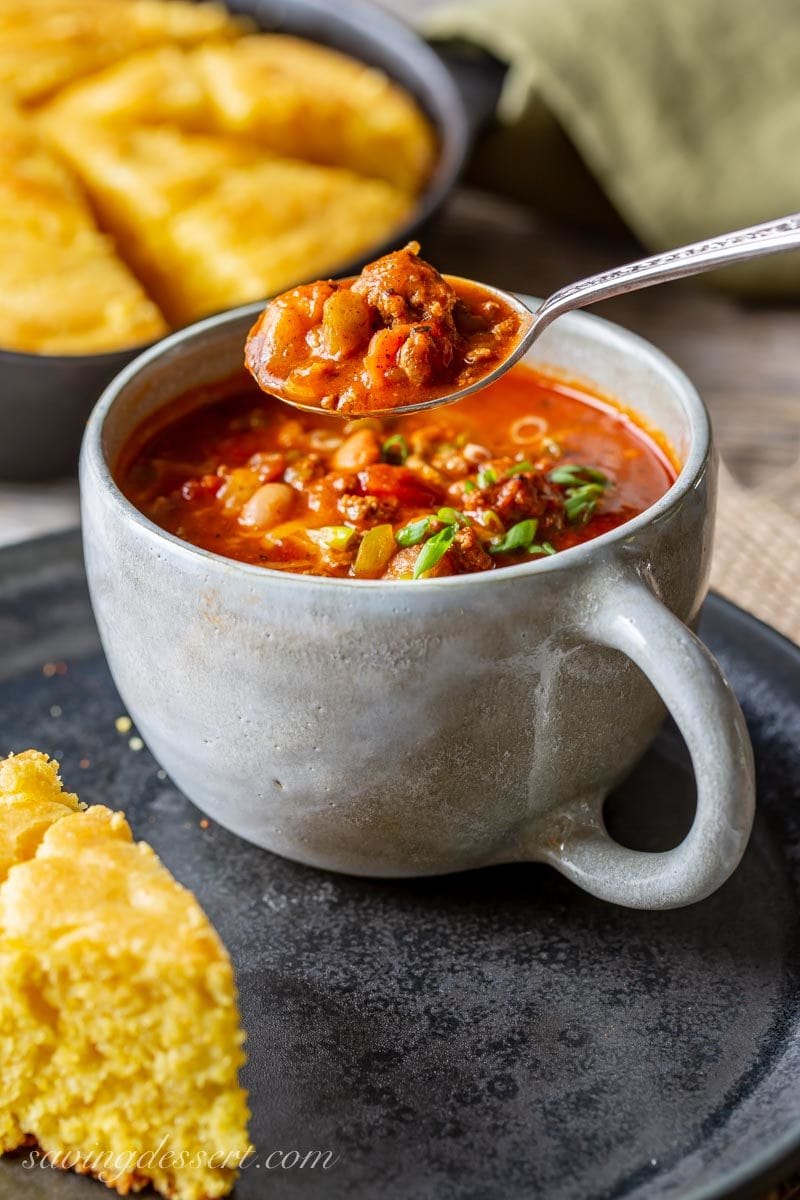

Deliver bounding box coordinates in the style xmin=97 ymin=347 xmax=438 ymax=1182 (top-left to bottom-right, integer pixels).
xmin=118 ymin=363 xmax=677 ymax=579
xmin=244 ymin=242 xmax=523 ymax=414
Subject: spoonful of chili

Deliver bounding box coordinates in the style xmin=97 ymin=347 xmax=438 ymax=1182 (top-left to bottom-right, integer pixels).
xmin=245 ymin=215 xmax=800 ymax=417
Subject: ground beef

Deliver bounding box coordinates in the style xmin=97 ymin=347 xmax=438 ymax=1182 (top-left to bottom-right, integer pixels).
xmin=338 ymin=493 xmax=397 ymax=525
xmin=351 ymin=242 xmax=458 ymax=331
xmin=282 ymin=453 xmax=325 ymax=487
xmin=396 ymin=323 xmax=455 ymax=385
xmin=464 ymin=471 xmax=565 ymax=533
xmin=445 ymin=527 xmax=494 ymax=574
xmin=382 ymin=546 xmax=424 ymax=579
xmin=382 ymin=543 xmax=453 ymax=579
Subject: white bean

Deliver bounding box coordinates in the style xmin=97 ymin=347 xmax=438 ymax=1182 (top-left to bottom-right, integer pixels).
xmin=239 ymin=482 xmax=295 ymax=529
xmin=331 ymin=428 xmax=381 ymax=470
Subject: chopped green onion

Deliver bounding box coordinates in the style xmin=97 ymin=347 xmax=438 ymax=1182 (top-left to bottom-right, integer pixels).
xmin=396 ymin=516 xmax=431 ymax=547
xmin=437 ymin=506 xmax=468 ymax=527
xmin=462 ymin=480 xmax=477 ymax=494
xmin=382 ymin=434 xmax=409 ymax=465
xmin=529 ymin=541 xmax=556 ymax=556
xmin=564 ymin=483 xmax=604 ymax=522
xmin=413 ymin=525 xmax=456 ymax=578
xmin=489 ymin=518 xmax=538 ymax=555
xmin=507 ymin=460 xmax=535 ymax=476
xmin=477 ymin=465 xmax=497 ymax=489
xmin=548 ymin=464 xmax=611 ymax=524
xmin=548 ymin=464 xmax=608 ymax=487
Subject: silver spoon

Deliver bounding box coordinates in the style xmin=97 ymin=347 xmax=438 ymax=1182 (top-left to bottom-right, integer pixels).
xmin=285 ymin=211 xmax=799 ymax=418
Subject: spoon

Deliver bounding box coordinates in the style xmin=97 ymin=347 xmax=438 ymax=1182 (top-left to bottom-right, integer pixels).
xmin=392 ymin=211 xmax=800 ymax=415
xmin=250 ymin=212 xmax=800 ymax=418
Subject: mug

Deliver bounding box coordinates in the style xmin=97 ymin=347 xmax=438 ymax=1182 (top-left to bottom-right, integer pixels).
xmin=80 ymin=299 xmax=755 ymax=909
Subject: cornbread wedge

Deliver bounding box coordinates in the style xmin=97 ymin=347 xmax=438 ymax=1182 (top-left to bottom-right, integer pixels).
xmin=45 ymin=124 xmax=413 ymax=325
xmin=37 ymin=44 xmax=212 ymax=131
xmin=42 ymin=35 xmax=436 ymax=191
xmin=0 ymin=99 xmax=166 ymax=353
xmin=0 ymin=750 xmax=250 ymax=1200
xmin=0 ymin=750 xmax=82 ymax=883
xmin=0 ymin=232 xmax=168 ymax=354
xmin=196 ymin=35 xmax=436 ymax=192
xmin=0 ymin=0 xmax=241 ymax=105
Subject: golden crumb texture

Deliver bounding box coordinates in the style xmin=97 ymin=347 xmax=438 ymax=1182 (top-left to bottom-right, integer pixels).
xmin=0 ymin=96 xmax=167 ymax=353
xmin=0 ymin=749 xmax=251 ymax=1200
xmin=0 ymin=0 xmax=435 ymax=353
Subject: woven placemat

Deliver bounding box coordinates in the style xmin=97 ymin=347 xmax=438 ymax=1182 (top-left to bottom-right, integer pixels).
xmin=714 ymin=463 xmax=800 ymax=647
xmin=718 ymin=461 xmax=797 ymax=1200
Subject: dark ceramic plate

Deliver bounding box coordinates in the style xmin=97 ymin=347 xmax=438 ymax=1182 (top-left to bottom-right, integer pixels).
xmin=1 ymin=530 xmax=799 ymax=1200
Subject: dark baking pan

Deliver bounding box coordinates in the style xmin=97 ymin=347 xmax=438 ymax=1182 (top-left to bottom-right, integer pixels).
xmin=0 ymin=0 xmax=480 ymax=482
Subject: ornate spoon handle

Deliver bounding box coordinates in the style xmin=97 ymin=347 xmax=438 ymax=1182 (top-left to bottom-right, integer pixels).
xmin=527 ymin=212 xmax=800 ymax=341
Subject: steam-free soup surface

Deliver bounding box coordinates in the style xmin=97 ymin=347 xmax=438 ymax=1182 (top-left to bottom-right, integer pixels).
xmin=119 ymin=363 xmax=676 ymax=580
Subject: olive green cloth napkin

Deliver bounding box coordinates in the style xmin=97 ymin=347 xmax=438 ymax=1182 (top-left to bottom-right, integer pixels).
xmin=424 ymin=0 xmax=800 ymax=297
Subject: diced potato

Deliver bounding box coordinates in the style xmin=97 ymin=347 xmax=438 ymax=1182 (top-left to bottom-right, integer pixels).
xmin=283 ymin=363 xmax=335 ymax=402
xmin=217 ymin=467 xmax=260 ymax=512
xmin=321 ymin=289 xmax=372 ymax=360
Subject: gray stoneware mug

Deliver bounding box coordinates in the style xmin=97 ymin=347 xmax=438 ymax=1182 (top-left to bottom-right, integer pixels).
xmin=80 ymin=300 xmax=755 ymax=910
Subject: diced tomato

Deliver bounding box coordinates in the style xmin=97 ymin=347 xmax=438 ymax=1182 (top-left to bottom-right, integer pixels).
xmin=357 ymin=464 xmax=442 ymax=507
xmin=363 ymin=326 xmax=410 ymax=390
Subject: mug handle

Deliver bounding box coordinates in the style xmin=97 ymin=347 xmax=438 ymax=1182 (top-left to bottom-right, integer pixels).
xmin=543 ymin=573 xmax=755 ymax=909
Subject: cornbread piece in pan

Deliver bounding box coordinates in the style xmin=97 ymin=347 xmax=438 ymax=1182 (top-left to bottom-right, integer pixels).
xmin=185 ymin=35 xmax=436 ymax=191
xmin=37 ymin=44 xmax=214 ymax=131
xmin=41 ymin=34 xmax=437 ymax=191
xmin=0 ymin=750 xmax=250 ymax=1200
xmin=38 ymin=124 xmax=263 ymax=308
xmin=0 ymin=0 xmax=241 ymax=105
xmin=47 ymin=124 xmax=413 ymax=325
xmin=0 ymin=100 xmax=166 ymax=352
xmin=164 ymin=157 xmax=413 ymax=322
